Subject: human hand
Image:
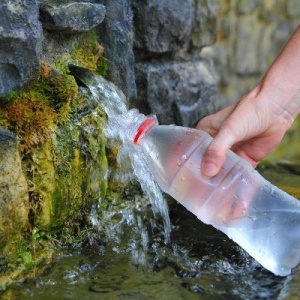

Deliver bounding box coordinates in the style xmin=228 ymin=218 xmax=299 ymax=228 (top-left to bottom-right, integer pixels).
xmin=197 ymin=25 xmax=300 ymax=177
xmin=196 ymin=84 xmax=299 ymax=177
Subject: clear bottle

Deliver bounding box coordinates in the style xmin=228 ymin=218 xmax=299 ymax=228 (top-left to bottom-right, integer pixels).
xmin=132 ymin=116 xmax=300 ymax=276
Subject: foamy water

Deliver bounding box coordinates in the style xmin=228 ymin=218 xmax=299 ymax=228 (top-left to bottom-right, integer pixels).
xmin=85 ymin=75 xmax=171 ymax=243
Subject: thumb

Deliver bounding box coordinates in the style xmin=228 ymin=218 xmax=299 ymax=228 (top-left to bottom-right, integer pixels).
xmin=201 ymin=129 xmax=236 ymax=177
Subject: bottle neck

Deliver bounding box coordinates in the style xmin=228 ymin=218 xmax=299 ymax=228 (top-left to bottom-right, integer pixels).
xmin=133 ymin=117 xmax=157 ymax=145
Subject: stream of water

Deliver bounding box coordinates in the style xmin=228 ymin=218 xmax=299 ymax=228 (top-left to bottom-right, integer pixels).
xmin=3 ymin=72 xmax=300 ymax=299
xmin=87 ymin=74 xmax=172 ymax=245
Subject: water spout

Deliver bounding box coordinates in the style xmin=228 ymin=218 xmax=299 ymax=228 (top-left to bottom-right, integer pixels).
xmin=69 ymin=65 xmax=171 ymax=245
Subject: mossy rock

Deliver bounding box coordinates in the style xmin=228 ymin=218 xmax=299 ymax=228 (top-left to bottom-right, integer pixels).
xmin=0 ymin=61 xmax=109 ymax=288
xmin=0 ymin=22 xmax=113 ymax=289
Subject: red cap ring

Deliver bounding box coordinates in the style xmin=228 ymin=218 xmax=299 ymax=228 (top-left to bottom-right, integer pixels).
xmin=133 ymin=118 xmax=154 ymax=144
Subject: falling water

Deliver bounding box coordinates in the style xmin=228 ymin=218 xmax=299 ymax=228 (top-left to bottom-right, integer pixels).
xmin=84 ymin=73 xmax=171 ymax=244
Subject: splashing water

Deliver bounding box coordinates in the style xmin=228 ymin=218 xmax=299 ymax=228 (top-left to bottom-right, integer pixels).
xmin=86 ymin=74 xmax=171 ymax=244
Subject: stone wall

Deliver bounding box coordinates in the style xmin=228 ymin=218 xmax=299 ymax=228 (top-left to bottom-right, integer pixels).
xmin=2 ymin=1 xmax=300 ymax=125
xmin=95 ymin=0 xmax=219 ymax=127
xmin=1 ymin=0 xmax=219 ymax=128
xmin=209 ymin=0 xmax=300 ymax=108
xmin=131 ymin=0 xmax=218 ymax=127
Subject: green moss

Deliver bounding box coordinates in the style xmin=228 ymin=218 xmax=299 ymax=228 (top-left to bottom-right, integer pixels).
xmin=0 ymin=29 xmax=110 ymax=290
xmin=0 ymin=231 xmax=54 ymax=289
xmin=27 ymin=101 xmax=108 ymax=230
xmin=96 ymin=56 xmax=108 ymax=78
xmin=0 ymin=58 xmax=108 ymax=232
xmin=0 ymin=30 xmax=107 ymax=154
xmin=54 ymin=29 xmax=108 ymax=78
xmin=19 ymin=252 xmax=34 ymax=270
xmin=0 ymin=62 xmax=78 ymax=154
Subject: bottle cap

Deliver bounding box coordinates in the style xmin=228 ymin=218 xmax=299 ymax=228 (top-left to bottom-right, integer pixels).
xmin=133 ymin=118 xmax=155 ymax=144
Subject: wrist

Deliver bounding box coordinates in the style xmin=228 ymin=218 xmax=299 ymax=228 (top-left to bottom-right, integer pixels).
xmin=258 ymin=72 xmax=300 ymax=123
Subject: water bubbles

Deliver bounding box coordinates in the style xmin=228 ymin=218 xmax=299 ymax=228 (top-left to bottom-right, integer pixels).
xmin=177 ymin=154 xmax=188 ymax=166
xmin=39 ymin=279 xmax=56 ymax=286
xmin=90 ymin=198 xmax=102 ymax=230
xmin=241 ymin=176 xmax=249 ymax=185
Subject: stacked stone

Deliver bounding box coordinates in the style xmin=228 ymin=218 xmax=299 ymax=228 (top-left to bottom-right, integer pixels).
xmin=0 ymin=0 xmax=106 ymax=98
xmin=2 ymin=1 xmax=299 ymax=124
xmin=0 ymin=0 xmax=42 ymax=98
xmin=0 ymin=0 xmax=218 ymax=128
xmin=131 ymin=0 xmax=218 ymax=127
xmin=213 ymin=0 xmax=300 ymax=107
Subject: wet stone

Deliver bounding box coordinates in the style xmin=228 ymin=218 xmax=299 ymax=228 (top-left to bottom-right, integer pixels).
xmin=181 ymin=282 xmax=204 ymax=294
xmin=40 ymin=2 xmax=106 ymax=33
xmin=97 ymin=0 xmax=136 ymax=99
xmin=0 ymin=129 xmax=16 ymax=144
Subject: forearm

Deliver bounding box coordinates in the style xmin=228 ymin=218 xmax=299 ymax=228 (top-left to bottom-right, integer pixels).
xmin=258 ymin=25 xmax=300 ymax=121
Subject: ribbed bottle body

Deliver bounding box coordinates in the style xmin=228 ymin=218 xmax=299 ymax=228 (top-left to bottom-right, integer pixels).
xmin=137 ymin=122 xmax=300 ymax=276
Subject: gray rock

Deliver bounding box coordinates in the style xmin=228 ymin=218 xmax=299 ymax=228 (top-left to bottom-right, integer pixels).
xmin=97 ymin=0 xmax=136 ymax=99
xmin=135 ymin=60 xmax=218 ymax=127
xmin=132 ymin=0 xmax=194 ymax=53
xmin=40 ymin=2 xmax=106 ymax=33
xmin=0 ymin=0 xmax=42 ymax=98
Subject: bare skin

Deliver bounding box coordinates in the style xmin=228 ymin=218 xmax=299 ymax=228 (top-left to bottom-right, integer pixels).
xmin=197 ymin=25 xmax=300 ymax=177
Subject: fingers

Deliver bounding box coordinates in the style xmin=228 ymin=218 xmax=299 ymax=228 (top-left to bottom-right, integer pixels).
xmin=196 ymin=103 xmax=240 ymax=177
xmin=197 ymin=83 xmax=289 ymax=177
xmin=201 ymin=128 xmax=237 ymax=177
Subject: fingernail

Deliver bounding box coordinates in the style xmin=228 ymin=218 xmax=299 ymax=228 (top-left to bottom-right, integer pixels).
xmin=202 ymin=162 xmax=217 ymax=177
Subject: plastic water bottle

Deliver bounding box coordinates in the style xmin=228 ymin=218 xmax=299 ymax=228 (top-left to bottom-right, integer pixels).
xmin=131 ymin=115 xmax=300 ymax=276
